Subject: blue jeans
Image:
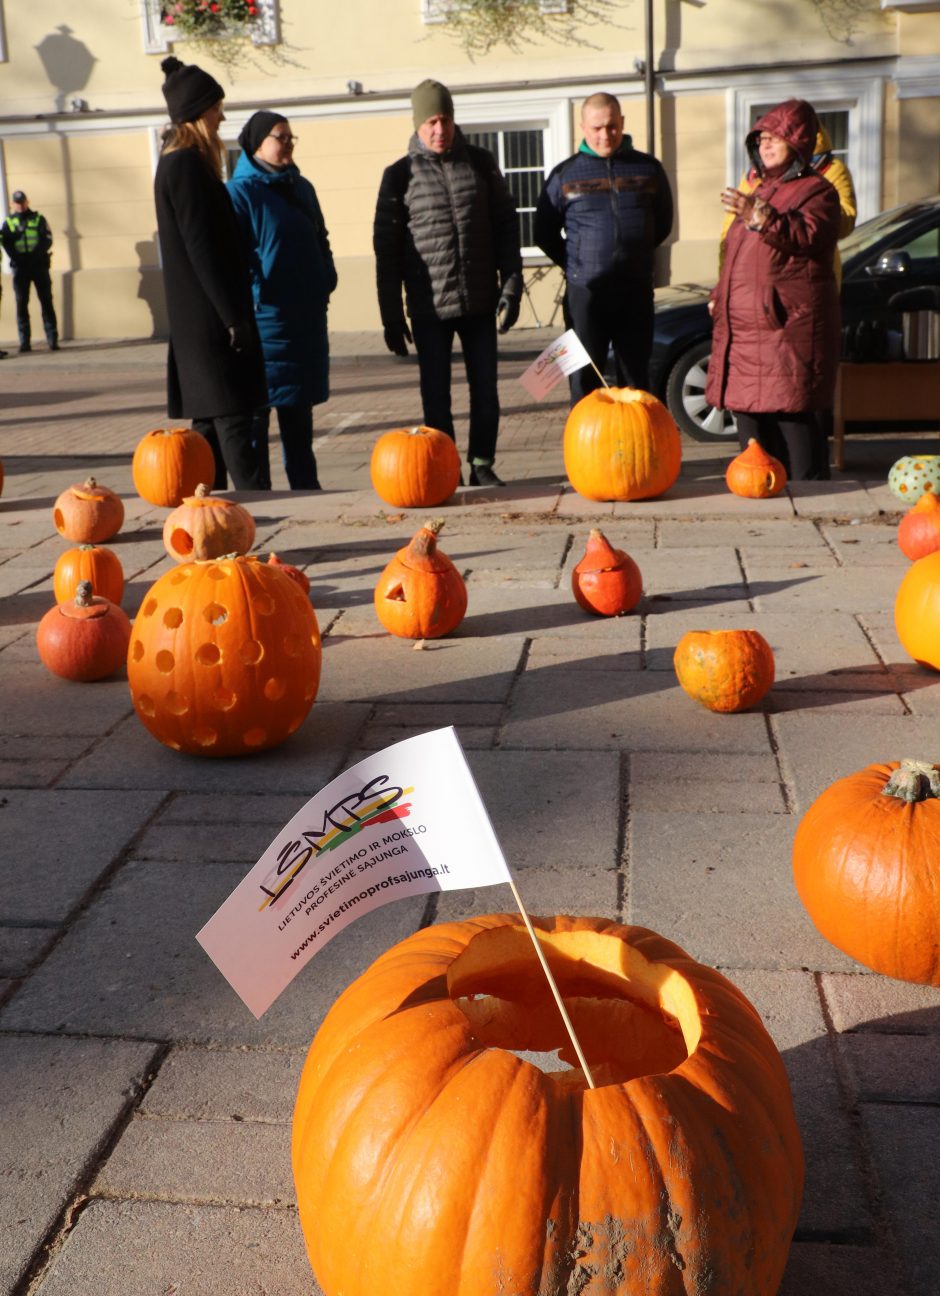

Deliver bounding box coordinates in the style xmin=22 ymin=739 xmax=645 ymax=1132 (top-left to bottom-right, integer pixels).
xmin=252 ymin=406 xmax=320 ymax=490
xmin=410 ymin=313 xmax=500 ymax=464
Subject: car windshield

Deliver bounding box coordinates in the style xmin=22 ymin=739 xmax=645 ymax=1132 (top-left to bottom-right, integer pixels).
xmin=840 ymin=199 xmax=939 ymax=261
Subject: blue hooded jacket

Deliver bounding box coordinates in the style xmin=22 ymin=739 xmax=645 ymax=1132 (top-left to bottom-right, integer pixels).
xmin=228 ymin=152 xmax=337 ymax=408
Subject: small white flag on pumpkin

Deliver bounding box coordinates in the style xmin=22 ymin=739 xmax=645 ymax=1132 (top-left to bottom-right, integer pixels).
xmin=197 ymin=727 xmax=512 ymax=1018
xmin=518 ymin=328 xmax=594 ymax=400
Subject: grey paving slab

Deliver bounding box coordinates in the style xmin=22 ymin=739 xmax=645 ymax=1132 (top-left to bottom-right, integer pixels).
xmin=751 ymin=565 xmax=906 ymax=613
xmin=658 ymin=518 xmax=828 ymax=549
xmin=780 ymin=1243 xmax=901 ymax=1295
xmin=502 ymin=668 xmax=774 ymax=751
xmin=861 ymin=1105 xmax=940 ymax=1296
xmin=789 ymin=481 xmax=887 ymax=517
xmin=434 ymin=866 xmax=619 ymax=925
xmin=0 ymin=1034 xmax=160 ymax=1294
xmin=0 ymin=923 xmax=56 ymax=976
xmin=820 ymin=973 xmax=940 ymax=1034
xmin=863 ymin=608 xmax=916 ymax=667
xmin=526 ymin=632 xmax=643 ymax=670
xmin=0 ymin=789 xmax=165 ymax=924
xmin=629 ymin=811 xmax=858 ymax=971
xmin=767 ymin=689 xmax=906 ymax=715
xmin=585 ymin=545 xmax=746 ymax=602
xmin=33 ymin=1199 xmax=320 ymax=1296
xmin=316 ymin=632 xmax=525 ymax=703
xmin=740 ymin=545 xmax=840 ymax=572
xmin=58 ymin=701 xmax=370 ymax=793
xmin=94 ymin=1116 xmax=294 ymax=1206
xmin=818 ymin=521 xmax=905 ymax=566
xmin=615 ymin=477 xmax=795 ymax=517
xmin=838 ymin=1033 xmax=940 ymax=1103
xmin=629 ymin=749 xmax=783 ymax=788
xmin=141 ymin=1046 xmax=305 ymax=1123
xmin=0 ymin=859 xmax=426 ymax=1046
xmin=0 ymin=660 xmax=135 ymax=736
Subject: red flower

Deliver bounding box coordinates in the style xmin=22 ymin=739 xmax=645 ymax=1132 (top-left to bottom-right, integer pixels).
xmin=164 ymin=12 xmax=175 ymax=21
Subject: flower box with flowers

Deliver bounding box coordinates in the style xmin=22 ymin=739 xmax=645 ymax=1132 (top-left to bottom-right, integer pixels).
xmin=161 ymin=0 xmax=259 ymax=38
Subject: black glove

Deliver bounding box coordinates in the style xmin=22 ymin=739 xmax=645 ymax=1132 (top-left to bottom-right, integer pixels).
xmin=228 ymin=322 xmax=253 ymax=353
xmin=496 ymin=293 xmax=520 ymax=334
xmin=383 ymin=321 xmax=413 ymax=356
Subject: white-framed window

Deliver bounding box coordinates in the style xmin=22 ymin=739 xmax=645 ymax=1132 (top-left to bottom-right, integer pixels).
xmin=141 ymin=0 xmax=279 ymax=54
xmin=729 ymin=77 xmax=883 ymax=222
xmin=463 ymin=126 xmax=547 ymax=254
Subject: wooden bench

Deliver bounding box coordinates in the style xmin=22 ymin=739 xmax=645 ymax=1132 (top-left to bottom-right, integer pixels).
xmin=833 ymin=361 xmax=940 ymax=470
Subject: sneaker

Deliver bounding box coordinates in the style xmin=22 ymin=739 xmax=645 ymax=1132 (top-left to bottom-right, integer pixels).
xmin=18 ymin=343 xmax=31 ymax=354
xmin=469 ymin=464 xmax=505 ymax=488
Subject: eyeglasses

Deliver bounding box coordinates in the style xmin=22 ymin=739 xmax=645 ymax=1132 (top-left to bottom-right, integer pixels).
xmin=269 ymin=132 xmax=298 ymax=145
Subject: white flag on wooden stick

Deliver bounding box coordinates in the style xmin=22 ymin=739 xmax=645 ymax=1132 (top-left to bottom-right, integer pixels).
xmin=518 ymin=329 xmax=594 ymax=400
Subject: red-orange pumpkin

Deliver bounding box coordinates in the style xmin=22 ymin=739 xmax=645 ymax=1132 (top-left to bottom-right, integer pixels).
xmin=36 ymin=581 xmax=131 ymax=681
xmin=53 ymin=543 xmax=125 ymax=606
xmin=127 ymin=554 xmax=320 ymax=756
xmin=370 ymin=426 xmax=461 ymax=508
xmin=268 ymin=552 xmax=310 ymax=595
xmin=132 ymin=427 xmax=217 ymax=508
xmin=571 ymin=528 xmax=642 ymax=616
xmin=53 ymin=477 xmax=124 ymax=543
xmin=793 ymin=758 xmax=940 ymax=985
xmin=725 ymin=438 xmax=787 ymax=498
xmin=563 ymin=388 xmax=681 ymax=502
xmin=162 ymin=484 xmax=256 ymax=563
xmin=374 ymin=519 xmax=467 ymax=639
xmin=897 ymin=490 xmax=940 ymax=561
xmin=293 ymin=914 xmax=803 ymax=1296
xmin=674 ymin=628 xmax=775 ymax=712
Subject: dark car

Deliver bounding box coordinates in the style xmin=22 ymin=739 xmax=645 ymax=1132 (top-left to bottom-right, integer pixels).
xmin=649 ymin=195 xmax=940 ymax=440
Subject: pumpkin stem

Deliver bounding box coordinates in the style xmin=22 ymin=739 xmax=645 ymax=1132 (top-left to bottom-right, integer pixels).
xmin=83 ymin=477 xmax=97 ymax=489
xmin=195 ymin=483 xmax=210 ymax=498
xmin=74 ymin=580 xmax=94 ymax=607
xmin=78 ymin=543 xmax=95 ymax=552
xmin=409 ymin=519 xmax=445 ymax=560
xmin=882 ymin=758 xmax=940 ymax=802
xmin=427 ymin=518 xmax=445 ymax=536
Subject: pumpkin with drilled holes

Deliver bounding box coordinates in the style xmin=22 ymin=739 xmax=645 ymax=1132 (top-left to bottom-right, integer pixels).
xmin=293 ymin=914 xmax=803 ymax=1296
xmin=725 ymin=438 xmax=787 ymax=499
xmin=895 ymin=550 xmax=940 ymax=670
xmin=127 ymin=554 xmax=320 ymax=756
xmin=887 ymin=454 xmax=940 ymax=503
xmin=53 ymin=477 xmax=124 ymax=543
xmin=370 ymin=426 xmax=461 ymax=508
xmin=53 ymin=544 xmax=125 ymax=606
xmin=132 ymin=427 xmax=217 ymax=507
xmin=571 ymin=529 xmax=642 ymax=616
xmin=674 ymin=628 xmax=775 ymax=712
xmin=563 ymin=388 xmax=681 ymax=502
xmin=37 ymin=581 xmax=131 ymax=681
xmin=898 ymin=491 xmax=940 ymax=561
xmin=162 ymin=484 xmax=256 ymax=563
xmin=374 ymin=519 xmax=466 ymax=639
xmin=793 ymin=759 xmax=940 ymax=985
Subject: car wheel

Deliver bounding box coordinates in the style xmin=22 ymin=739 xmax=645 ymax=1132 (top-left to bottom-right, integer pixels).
xmin=664 ymin=339 xmax=738 ymax=442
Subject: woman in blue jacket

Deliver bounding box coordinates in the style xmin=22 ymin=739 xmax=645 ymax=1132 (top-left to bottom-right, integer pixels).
xmin=227 ymin=111 xmax=337 ymax=489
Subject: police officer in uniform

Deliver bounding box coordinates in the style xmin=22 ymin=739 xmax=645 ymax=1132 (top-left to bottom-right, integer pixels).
xmin=1 ymin=190 xmax=59 ymax=353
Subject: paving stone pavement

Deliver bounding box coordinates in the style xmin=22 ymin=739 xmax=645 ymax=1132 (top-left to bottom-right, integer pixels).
xmin=1 ymin=334 xmax=939 ymax=1296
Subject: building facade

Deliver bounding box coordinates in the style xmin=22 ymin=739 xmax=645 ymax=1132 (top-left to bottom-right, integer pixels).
xmin=0 ymin=0 xmax=938 ymax=339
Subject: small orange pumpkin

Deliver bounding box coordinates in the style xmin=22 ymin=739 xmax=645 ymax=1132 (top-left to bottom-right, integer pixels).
xmin=674 ymin=628 xmax=775 ymax=712
xmin=162 ymin=484 xmax=256 ymax=563
xmin=268 ymin=552 xmax=310 ymax=595
xmin=897 ymin=491 xmax=940 ymax=561
xmin=793 ymin=758 xmax=940 ymax=985
xmin=127 ymin=554 xmax=321 ymax=757
xmin=370 ymin=426 xmax=461 ymax=508
xmin=53 ymin=543 xmax=125 ymax=606
xmin=725 ymin=438 xmax=787 ymax=498
xmin=374 ymin=519 xmax=467 ymax=639
xmin=53 ymin=477 xmax=124 ymax=544
xmin=571 ymin=528 xmax=642 ymax=616
xmin=37 ymin=581 xmax=131 ymax=681
xmin=563 ymin=387 xmax=681 ymax=502
xmin=895 ymin=550 xmax=940 ymax=670
xmin=132 ymin=427 xmax=217 ymax=508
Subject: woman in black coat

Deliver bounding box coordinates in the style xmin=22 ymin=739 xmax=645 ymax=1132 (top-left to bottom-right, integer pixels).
xmin=154 ymin=57 xmax=268 ymax=490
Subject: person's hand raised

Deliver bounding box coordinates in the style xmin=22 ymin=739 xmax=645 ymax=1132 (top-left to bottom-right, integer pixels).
xmin=383 ymin=322 xmax=413 ymax=357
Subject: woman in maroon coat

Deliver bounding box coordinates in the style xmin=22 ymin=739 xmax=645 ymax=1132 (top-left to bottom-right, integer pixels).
xmin=706 ymin=99 xmax=842 ymax=479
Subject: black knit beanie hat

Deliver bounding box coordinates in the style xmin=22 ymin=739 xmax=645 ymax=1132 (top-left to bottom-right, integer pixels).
xmin=411 ymin=79 xmax=454 ymax=128
xmin=238 ymin=110 xmax=289 ymax=156
xmin=161 ymin=56 xmax=225 ymax=126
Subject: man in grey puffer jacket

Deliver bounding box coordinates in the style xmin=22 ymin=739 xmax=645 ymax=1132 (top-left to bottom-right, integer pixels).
xmin=373 ymin=79 xmax=522 ymax=487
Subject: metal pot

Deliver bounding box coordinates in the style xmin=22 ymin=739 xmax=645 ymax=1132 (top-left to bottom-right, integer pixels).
xmin=901 ymin=310 xmax=940 ymax=361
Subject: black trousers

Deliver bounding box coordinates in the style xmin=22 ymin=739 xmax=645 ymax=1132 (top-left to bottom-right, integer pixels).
xmin=733 ymin=411 xmax=831 ymax=481
xmin=252 ymin=405 xmax=320 ymax=490
xmin=12 ymin=260 xmax=58 ymax=347
xmin=410 ymin=313 xmax=500 ymax=464
xmin=191 ymin=413 xmax=269 ymax=491
xmin=564 ymin=279 xmax=654 ymax=403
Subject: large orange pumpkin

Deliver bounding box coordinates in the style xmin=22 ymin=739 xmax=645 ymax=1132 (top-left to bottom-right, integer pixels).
xmin=897 ymin=490 xmax=940 ymax=561
xmin=371 ymin=426 xmax=461 ymax=508
xmin=374 ymin=519 xmax=467 ymax=639
xmin=53 ymin=477 xmax=124 ymax=543
xmin=725 ymin=438 xmax=787 ymax=498
xmin=793 ymin=759 xmax=940 ymax=985
xmin=127 ymin=554 xmax=320 ymax=756
xmin=674 ymin=628 xmax=775 ymax=712
xmin=563 ymin=388 xmax=681 ymax=502
xmin=132 ymin=427 xmax=217 ymax=508
xmin=895 ymin=550 xmax=940 ymax=670
xmin=571 ymin=528 xmax=642 ymax=616
xmin=162 ymin=484 xmax=256 ymax=563
xmin=293 ymin=914 xmax=803 ymax=1296
xmin=53 ymin=543 xmax=125 ymax=606
xmin=37 ymin=581 xmax=131 ymax=681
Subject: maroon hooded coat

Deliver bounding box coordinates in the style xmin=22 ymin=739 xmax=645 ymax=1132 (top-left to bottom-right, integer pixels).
xmin=706 ymin=99 xmax=842 ymax=415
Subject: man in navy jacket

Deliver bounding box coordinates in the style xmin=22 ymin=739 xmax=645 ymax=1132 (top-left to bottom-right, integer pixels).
xmin=535 ymin=93 xmax=673 ymax=402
